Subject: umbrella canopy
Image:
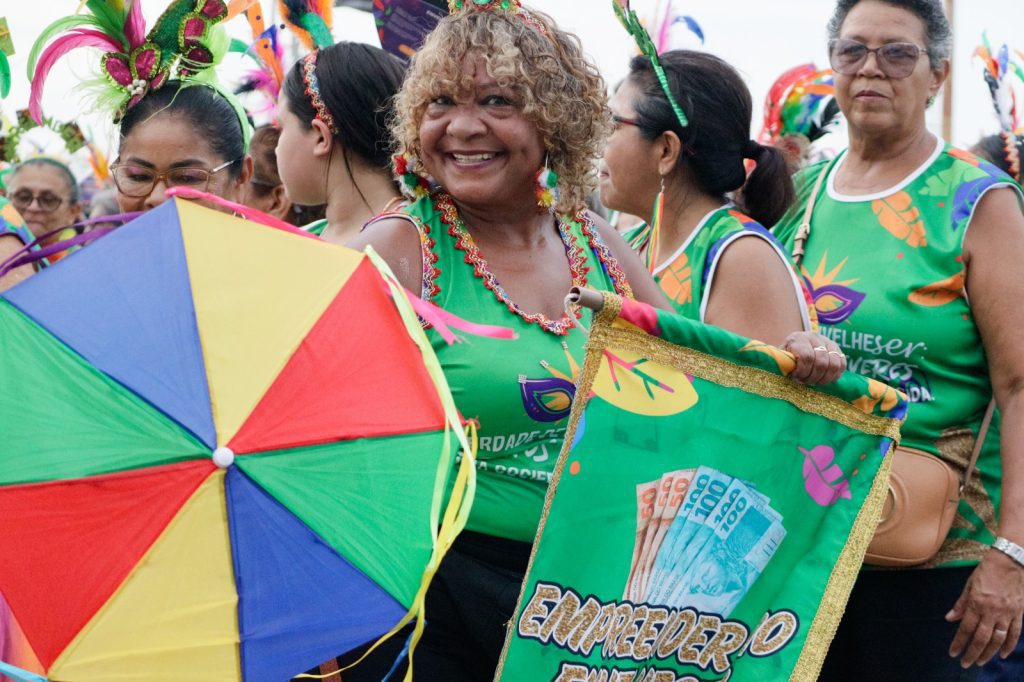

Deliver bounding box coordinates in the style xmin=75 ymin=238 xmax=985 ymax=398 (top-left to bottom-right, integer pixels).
xmin=0 ymin=199 xmax=470 ymax=681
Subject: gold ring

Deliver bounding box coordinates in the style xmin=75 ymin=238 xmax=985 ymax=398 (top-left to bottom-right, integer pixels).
xmin=828 ymin=350 xmax=845 ymax=357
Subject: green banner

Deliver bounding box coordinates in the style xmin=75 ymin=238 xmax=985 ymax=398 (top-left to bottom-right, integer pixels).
xmin=497 ymin=295 xmax=906 ymax=682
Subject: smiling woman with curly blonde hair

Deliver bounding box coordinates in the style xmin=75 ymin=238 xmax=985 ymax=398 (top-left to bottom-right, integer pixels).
xmin=390 ymin=7 xmax=611 ymax=215
xmin=348 ymin=2 xmax=670 ymax=678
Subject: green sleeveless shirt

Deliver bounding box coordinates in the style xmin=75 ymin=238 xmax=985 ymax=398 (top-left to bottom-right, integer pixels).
xmin=390 ymin=192 xmax=633 ymax=542
xmin=625 ymin=206 xmax=813 ymax=331
xmin=775 ymin=139 xmax=1024 ymax=566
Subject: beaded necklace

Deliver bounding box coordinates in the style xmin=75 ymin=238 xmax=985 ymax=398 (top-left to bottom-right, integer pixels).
xmin=436 ymin=192 xmax=587 ymax=336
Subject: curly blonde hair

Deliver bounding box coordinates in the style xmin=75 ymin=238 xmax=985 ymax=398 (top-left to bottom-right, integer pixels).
xmin=391 ymin=7 xmax=611 ymax=215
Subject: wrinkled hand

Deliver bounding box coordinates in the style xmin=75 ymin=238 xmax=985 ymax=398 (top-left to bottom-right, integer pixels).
xmin=947 ymin=549 xmax=1024 ymax=667
xmin=781 ymin=331 xmax=846 ymax=385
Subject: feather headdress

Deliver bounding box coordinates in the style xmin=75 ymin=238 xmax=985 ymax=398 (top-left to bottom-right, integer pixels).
xmin=975 ymin=34 xmax=1024 ymax=182
xmin=232 ymin=2 xmax=284 ymax=115
xmin=612 ymin=0 xmax=688 ymax=129
xmin=650 ymin=0 xmax=704 ymax=53
xmin=975 ymin=33 xmax=1024 ymax=134
xmin=759 ymin=64 xmax=840 ymax=146
xmin=278 ymin=0 xmax=334 ymax=50
xmin=29 ymin=0 xmax=235 ymax=124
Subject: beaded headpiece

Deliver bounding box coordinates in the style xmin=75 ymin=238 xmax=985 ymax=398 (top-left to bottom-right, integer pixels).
xmin=974 ymin=36 xmax=1024 ymax=181
xmin=612 ymin=0 xmax=689 ymax=129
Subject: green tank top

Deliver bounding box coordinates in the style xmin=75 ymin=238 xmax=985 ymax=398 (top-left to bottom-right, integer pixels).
xmin=390 ymin=192 xmax=633 ymax=542
xmin=775 ymin=139 xmax=1024 ymax=566
xmin=624 ymin=207 xmax=813 ymax=330
xmin=304 ymin=219 xmax=328 ymax=237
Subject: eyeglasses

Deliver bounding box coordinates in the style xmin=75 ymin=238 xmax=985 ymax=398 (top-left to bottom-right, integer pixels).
xmin=828 ymin=39 xmax=927 ymax=79
xmin=109 ymin=159 xmax=240 ymax=198
xmin=612 ymin=114 xmax=642 ymax=129
xmin=9 ymin=189 xmax=66 ymax=213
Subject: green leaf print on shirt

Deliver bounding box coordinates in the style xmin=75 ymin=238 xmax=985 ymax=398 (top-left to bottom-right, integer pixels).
xmin=919 ymin=167 xmax=966 ymax=197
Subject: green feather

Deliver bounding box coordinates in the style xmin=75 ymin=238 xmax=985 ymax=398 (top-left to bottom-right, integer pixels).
xmin=0 ymin=52 xmax=10 ymax=99
xmin=299 ymin=14 xmax=334 ymax=49
xmin=84 ymin=0 xmax=130 ymax=41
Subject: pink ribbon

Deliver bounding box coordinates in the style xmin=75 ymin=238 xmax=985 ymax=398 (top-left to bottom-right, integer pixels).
xmin=165 ymin=187 xmax=318 ymax=239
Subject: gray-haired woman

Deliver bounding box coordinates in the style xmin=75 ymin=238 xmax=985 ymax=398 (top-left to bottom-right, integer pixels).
xmin=773 ymin=0 xmax=1024 ymax=678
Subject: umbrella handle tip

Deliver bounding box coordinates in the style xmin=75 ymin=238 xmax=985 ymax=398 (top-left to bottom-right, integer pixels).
xmin=212 ymin=447 xmax=236 ymax=468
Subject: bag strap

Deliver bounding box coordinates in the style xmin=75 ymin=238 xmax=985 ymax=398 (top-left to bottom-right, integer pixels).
xmin=961 ymin=398 xmax=997 ymax=495
xmin=791 ymin=155 xmax=841 ymax=268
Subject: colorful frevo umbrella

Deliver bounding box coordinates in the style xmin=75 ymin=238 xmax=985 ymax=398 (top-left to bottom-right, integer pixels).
xmin=0 ymin=199 xmax=473 ymax=681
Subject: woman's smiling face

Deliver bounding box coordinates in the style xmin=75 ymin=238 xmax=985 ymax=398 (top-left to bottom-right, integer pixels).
xmin=418 ymin=55 xmax=545 ymax=209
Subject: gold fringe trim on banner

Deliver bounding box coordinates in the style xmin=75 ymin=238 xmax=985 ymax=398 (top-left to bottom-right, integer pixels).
xmin=591 ymin=302 xmax=902 ymax=442
xmin=790 ymin=444 xmax=894 ymax=681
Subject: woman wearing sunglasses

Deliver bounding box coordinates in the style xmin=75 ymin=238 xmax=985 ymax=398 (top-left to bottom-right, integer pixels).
xmin=5 ymin=158 xmax=83 ymax=262
xmin=774 ymin=1 xmax=1024 ymax=678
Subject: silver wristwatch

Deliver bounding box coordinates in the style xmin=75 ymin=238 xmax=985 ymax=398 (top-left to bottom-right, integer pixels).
xmin=993 ymin=537 xmax=1024 ymax=568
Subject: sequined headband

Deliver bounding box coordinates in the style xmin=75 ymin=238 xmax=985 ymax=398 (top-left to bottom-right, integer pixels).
xmin=1003 ymin=130 xmax=1022 ymax=183
xmin=447 ymin=0 xmax=553 ymax=43
xmin=302 ymin=51 xmax=338 ymax=135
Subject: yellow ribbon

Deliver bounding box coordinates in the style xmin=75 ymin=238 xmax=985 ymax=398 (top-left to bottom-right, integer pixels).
xmin=295 ymin=248 xmax=476 ymax=680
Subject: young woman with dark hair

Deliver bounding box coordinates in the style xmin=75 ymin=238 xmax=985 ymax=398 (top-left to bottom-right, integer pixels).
xmin=111 ymin=81 xmax=254 ymax=214
xmin=276 ymin=41 xmax=406 ymax=244
xmin=240 ymin=125 xmax=326 ymax=226
xmin=601 ymin=51 xmax=817 ymax=348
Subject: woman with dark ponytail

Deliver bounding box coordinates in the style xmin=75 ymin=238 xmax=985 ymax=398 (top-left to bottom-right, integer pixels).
xmin=276 ymin=41 xmax=406 ymax=245
xmin=600 ymin=50 xmax=816 ymax=347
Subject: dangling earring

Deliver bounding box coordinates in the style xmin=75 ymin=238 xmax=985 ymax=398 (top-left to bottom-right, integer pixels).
xmin=393 ymin=151 xmax=430 ymax=200
xmin=645 ymin=176 xmax=666 ymax=274
xmin=926 ymin=95 xmax=937 ymax=109
xmin=535 ymin=153 xmax=561 ymax=210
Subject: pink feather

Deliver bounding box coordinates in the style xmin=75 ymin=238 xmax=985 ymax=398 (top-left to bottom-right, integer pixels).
xmin=124 ymin=0 xmax=148 ymax=49
xmin=30 ymin=30 xmax=125 ymax=123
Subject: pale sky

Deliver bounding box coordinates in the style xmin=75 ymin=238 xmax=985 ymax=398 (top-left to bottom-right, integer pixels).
xmin=3 ymin=0 xmax=1023 ymax=181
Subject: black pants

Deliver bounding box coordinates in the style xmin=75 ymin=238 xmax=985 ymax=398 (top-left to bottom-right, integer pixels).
xmin=820 ymin=567 xmax=980 ymax=681
xmin=300 ymin=531 xmax=531 ymax=682
xmin=410 ymin=530 xmax=531 ymax=680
